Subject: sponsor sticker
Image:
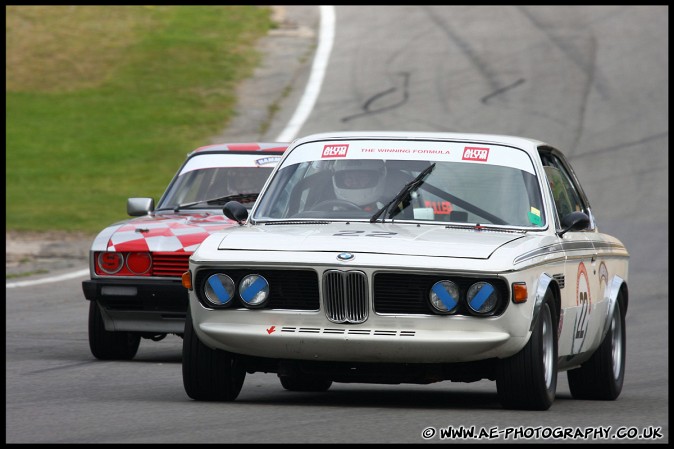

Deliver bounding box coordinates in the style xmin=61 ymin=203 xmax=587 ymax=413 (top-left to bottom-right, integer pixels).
xmin=528 ymin=206 xmax=542 ymax=226
xmin=462 ymin=146 xmax=490 ymax=162
xmin=322 ymin=144 xmax=349 ymax=158
xmin=255 ymin=156 xmax=282 ymax=166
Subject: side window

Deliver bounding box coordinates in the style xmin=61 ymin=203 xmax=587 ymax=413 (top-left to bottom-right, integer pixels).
xmin=540 ymin=152 xmax=587 ymax=224
xmin=544 ymin=166 xmax=577 ymax=217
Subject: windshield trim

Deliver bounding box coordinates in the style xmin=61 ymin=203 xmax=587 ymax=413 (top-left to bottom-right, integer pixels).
xmin=250 ymin=216 xmax=548 ymax=231
xmin=251 ymin=138 xmax=548 ymax=228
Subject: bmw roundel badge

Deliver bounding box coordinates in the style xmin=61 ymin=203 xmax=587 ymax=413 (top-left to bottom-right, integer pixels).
xmin=337 ymin=252 xmax=354 ymax=261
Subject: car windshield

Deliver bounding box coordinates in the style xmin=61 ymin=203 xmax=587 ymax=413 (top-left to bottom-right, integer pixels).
xmin=252 ymin=139 xmax=546 ymax=228
xmin=157 ymin=153 xmax=277 ymax=211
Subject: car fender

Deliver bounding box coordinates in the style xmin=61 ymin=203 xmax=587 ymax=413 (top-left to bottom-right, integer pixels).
xmin=601 ymin=275 xmax=626 ymax=341
xmin=89 ymin=223 xmax=125 ymax=252
xmin=530 ymin=272 xmax=554 ymax=332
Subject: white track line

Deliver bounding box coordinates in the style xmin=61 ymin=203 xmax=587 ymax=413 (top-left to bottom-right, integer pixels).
xmin=6 ymin=268 xmax=90 ymax=289
xmin=275 ymin=5 xmax=335 ymax=142
xmin=7 ymin=6 xmax=335 ymax=289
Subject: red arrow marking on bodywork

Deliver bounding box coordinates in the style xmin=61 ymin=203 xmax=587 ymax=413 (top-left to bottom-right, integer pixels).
xmin=267 ymin=326 xmax=276 ymax=334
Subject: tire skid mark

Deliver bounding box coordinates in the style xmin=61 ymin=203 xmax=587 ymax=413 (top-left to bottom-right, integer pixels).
xmin=26 ymin=361 xmax=95 ymax=375
xmin=515 ymin=6 xmax=601 ymax=156
xmin=420 ymin=5 xmax=501 ymax=92
xmin=342 ymin=72 xmax=410 ymax=122
xmin=481 ymin=78 xmax=526 ymax=104
xmin=568 ymin=131 xmax=669 ymax=161
xmin=515 ymin=6 xmax=608 ymax=99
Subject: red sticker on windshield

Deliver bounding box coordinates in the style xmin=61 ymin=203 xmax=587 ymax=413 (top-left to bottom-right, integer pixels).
xmin=322 ymin=144 xmax=349 ymax=158
xmin=425 ymin=200 xmax=453 ymax=215
xmin=462 ymin=147 xmax=490 ymax=162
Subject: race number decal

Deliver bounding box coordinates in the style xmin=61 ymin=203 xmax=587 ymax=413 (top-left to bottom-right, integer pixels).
xmin=598 ymin=261 xmax=609 ymax=291
xmin=572 ymin=261 xmax=592 ymax=354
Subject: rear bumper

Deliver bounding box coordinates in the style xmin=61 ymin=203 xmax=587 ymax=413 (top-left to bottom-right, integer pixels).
xmin=83 ymin=278 xmax=187 ymax=334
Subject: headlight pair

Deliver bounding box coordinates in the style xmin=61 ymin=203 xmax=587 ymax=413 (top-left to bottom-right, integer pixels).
xmin=429 ymin=280 xmax=501 ymax=316
xmin=203 ymin=273 xmax=269 ymax=309
xmin=96 ymin=251 xmax=152 ymax=276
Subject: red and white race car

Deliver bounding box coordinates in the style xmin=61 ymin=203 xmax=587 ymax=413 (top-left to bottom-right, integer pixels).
xmin=82 ymin=142 xmax=287 ymax=360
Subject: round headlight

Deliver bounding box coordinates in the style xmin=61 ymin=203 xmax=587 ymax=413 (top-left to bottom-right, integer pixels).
xmin=429 ymin=280 xmax=460 ymax=314
xmin=126 ymin=252 xmax=152 ymax=275
xmin=204 ymin=274 xmax=235 ymax=307
xmin=466 ymin=281 xmax=499 ymax=315
xmin=97 ymin=252 xmax=124 ymax=275
xmin=239 ymin=274 xmax=270 ymax=308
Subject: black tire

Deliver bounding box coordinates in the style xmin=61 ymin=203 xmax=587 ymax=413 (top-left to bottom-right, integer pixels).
xmin=496 ymin=291 xmax=558 ymax=410
xmin=567 ymin=299 xmax=625 ymax=400
xmin=88 ymin=300 xmax=140 ymax=360
xmin=182 ymin=307 xmax=245 ymax=401
xmin=279 ymin=375 xmax=333 ymax=392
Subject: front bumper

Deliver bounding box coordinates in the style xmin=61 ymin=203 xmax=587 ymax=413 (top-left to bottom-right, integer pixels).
xmin=191 ymin=303 xmax=532 ymax=364
xmin=83 ymin=278 xmax=187 ymax=334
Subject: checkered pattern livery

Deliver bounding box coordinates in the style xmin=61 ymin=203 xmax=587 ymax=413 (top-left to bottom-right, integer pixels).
xmin=106 ymin=214 xmax=235 ymax=253
xmin=193 ymin=142 xmax=287 ymax=153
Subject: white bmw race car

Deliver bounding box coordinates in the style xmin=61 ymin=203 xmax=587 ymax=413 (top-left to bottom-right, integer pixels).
xmin=181 ymin=131 xmax=629 ymax=410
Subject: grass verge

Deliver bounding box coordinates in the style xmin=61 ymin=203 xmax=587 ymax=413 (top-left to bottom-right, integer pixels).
xmin=6 ymin=5 xmax=274 ymax=233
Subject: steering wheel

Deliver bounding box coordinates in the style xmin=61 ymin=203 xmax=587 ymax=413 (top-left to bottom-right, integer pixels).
xmin=310 ymin=199 xmax=362 ymax=211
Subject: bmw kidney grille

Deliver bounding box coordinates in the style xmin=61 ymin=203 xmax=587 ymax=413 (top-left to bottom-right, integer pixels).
xmin=322 ymin=270 xmax=368 ymax=324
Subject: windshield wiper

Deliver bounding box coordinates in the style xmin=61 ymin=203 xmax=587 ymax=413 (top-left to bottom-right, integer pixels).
xmin=173 ymin=193 xmax=260 ymax=212
xmin=444 ymin=223 xmax=526 ymax=233
xmin=370 ymin=163 xmax=436 ymax=223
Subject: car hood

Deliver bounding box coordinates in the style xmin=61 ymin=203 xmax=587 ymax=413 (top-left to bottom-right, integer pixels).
xmin=92 ymin=212 xmax=238 ymax=252
xmin=215 ymin=222 xmax=527 ymax=260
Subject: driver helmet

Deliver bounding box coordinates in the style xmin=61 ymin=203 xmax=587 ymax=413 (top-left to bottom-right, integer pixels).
xmin=332 ymin=159 xmax=387 ymax=206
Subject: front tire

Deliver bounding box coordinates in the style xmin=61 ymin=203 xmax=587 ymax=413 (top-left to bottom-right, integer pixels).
xmin=496 ymin=292 xmax=558 ymax=410
xmin=88 ymin=300 xmax=140 ymax=360
xmin=567 ymin=299 xmax=625 ymax=400
xmin=182 ymin=307 xmax=246 ymax=401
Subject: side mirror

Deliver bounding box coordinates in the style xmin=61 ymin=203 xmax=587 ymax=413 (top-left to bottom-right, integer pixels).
xmin=127 ymin=197 xmax=154 ymax=216
xmin=223 ymin=201 xmax=249 ymax=225
xmin=558 ymin=211 xmax=590 ymax=237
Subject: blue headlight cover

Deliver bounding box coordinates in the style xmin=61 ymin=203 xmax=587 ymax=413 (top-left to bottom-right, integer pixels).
xmin=239 ymin=274 xmax=270 ymax=307
xmin=467 ymin=281 xmax=498 ymax=314
xmin=204 ymin=274 xmax=235 ymax=306
xmin=429 ymin=280 xmax=460 ymax=314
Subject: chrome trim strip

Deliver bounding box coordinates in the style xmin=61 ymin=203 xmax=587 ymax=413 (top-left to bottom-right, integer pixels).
xmin=514 ymin=240 xmax=628 ymax=264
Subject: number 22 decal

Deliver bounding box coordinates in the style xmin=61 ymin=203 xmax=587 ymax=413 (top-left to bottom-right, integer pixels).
xmin=572 ymin=261 xmax=592 ymax=354
xmin=333 ymin=230 xmax=397 ymax=238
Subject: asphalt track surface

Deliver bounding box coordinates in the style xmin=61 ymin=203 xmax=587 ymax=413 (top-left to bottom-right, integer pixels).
xmin=6 ymin=5 xmax=668 ymax=444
